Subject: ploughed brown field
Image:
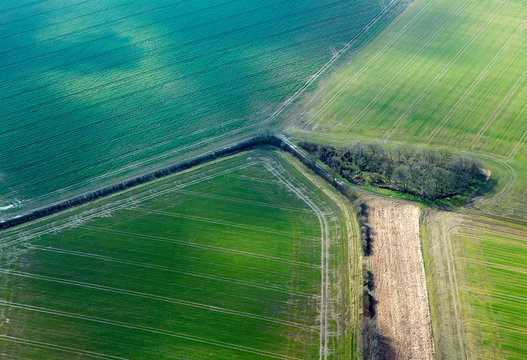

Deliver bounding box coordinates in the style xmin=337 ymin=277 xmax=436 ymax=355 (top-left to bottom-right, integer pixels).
xmin=367 ymin=198 xmax=434 ymax=360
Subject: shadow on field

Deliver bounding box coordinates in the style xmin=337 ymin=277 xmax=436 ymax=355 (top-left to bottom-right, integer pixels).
xmin=361 ymin=317 xmax=397 ymax=360
xmin=64 ymin=31 xmax=142 ymax=74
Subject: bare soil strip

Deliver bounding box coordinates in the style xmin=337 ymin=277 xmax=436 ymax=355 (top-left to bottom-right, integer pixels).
xmin=367 ymin=199 xmax=434 ymax=360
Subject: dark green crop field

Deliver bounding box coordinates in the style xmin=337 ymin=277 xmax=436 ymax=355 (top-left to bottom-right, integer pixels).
xmin=0 ymin=152 xmax=356 ymax=359
xmin=0 ymin=0 xmax=406 ymax=219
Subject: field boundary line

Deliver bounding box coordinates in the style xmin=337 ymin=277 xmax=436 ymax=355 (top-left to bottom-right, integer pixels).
xmin=300 ymin=0 xmax=434 ymax=129
xmin=0 ymin=300 xmax=300 ymax=360
xmin=468 ymin=66 xmax=527 ymax=150
xmin=0 ymin=269 xmax=313 ymax=329
xmin=384 ymin=0 xmax=509 ymax=141
xmin=0 ymin=335 xmax=126 ymax=360
xmin=32 ymin=245 xmax=311 ymax=296
xmin=426 ymin=18 xmax=527 ymax=144
xmin=344 ymin=0 xmax=472 ymax=132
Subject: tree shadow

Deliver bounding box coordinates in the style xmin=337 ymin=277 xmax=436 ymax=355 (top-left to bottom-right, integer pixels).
xmin=378 ymin=334 xmax=397 ymax=360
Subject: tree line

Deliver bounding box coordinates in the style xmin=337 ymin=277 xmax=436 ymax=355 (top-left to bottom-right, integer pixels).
xmin=299 ymin=142 xmax=487 ymax=200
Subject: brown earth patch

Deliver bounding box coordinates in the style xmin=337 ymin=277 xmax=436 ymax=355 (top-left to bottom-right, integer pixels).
xmin=367 ymin=198 xmax=434 ymax=360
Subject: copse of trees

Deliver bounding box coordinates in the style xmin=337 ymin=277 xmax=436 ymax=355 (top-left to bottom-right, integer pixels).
xmin=299 ymin=142 xmax=487 ymax=200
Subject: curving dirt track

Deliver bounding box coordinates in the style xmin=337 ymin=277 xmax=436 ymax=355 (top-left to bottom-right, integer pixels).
xmin=367 ymin=198 xmax=434 ymax=360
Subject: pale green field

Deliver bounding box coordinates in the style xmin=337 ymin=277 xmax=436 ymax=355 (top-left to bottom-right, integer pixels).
xmin=0 ymin=151 xmax=357 ymax=359
xmin=292 ymin=0 xmax=527 ymax=218
xmin=423 ymin=213 xmax=527 ymax=360
xmin=454 ymin=218 xmax=527 ymax=360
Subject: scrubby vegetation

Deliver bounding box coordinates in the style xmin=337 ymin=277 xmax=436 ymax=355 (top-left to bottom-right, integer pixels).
xmin=299 ymin=142 xmax=487 ymax=200
xmin=354 ymin=200 xmax=372 ymax=256
xmin=360 ymin=318 xmax=381 ymax=360
xmin=353 ymin=199 xmax=382 ymax=359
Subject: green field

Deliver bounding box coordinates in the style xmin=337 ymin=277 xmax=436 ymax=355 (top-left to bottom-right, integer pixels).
xmin=292 ymin=0 xmax=527 ymax=218
xmin=0 ymin=0 xmax=408 ymax=219
xmin=0 ymin=151 xmax=357 ymax=359
xmin=423 ymin=213 xmax=527 ymax=360
xmin=455 ymin=218 xmax=527 ymax=360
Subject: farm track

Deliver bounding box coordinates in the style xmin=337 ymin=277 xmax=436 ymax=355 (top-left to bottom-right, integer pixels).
xmin=508 ymin=127 xmax=527 ymax=159
xmin=284 ymin=153 xmax=362 ymax=358
xmin=262 ymin=160 xmax=331 ymax=360
xmin=441 ymin=219 xmax=469 ymax=360
xmin=268 ymin=0 xmax=401 ymax=127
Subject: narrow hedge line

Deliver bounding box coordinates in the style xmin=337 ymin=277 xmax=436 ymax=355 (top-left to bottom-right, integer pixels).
xmin=0 ymin=134 xmax=282 ymax=230
xmin=354 ymin=199 xmax=382 ymax=359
